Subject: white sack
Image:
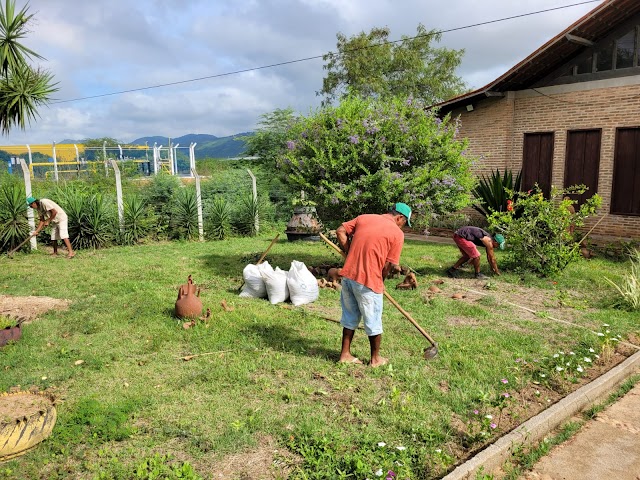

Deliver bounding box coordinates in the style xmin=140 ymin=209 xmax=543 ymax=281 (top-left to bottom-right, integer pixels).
xmin=287 ymin=260 xmax=319 ymax=306
xmin=262 ymin=267 xmax=290 ymax=304
xmin=239 ymin=261 xmax=273 ymax=298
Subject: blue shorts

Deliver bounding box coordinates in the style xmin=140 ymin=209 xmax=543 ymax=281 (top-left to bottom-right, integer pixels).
xmin=340 ymin=278 xmax=384 ymax=336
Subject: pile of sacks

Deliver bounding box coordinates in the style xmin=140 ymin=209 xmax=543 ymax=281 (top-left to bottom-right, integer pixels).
xmin=238 ymin=261 xmax=319 ymax=306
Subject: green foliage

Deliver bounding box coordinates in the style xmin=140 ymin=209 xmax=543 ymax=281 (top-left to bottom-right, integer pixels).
xmin=604 ymin=248 xmax=640 ymax=311
xmin=204 ymin=196 xmax=231 ymax=240
xmin=0 ymin=0 xmax=58 ymax=134
xmin=57 ymin=187 xmax=115 ymax=250
xmin=319 ymin=24 xmax=466 ymax=106
xmin=53 ymin=398 xmax=139 ymax=449
xmin=0 ymin=180 xmax=29 ymax=252
xmin=170 ymin=187 xmax=199 ymax=240
xmin=278 ymin=95 xmax=475 ymax=225
xmin=234 ymin=194 xmax=260 ymax=237
xmin=117 ymin=194 xmax=157 ymax=245
xmin=0 ymin=314 xmax=17 ymax=328
xmin=142 ymin=173 xmax=181 ymax=238
xmin=242 ymin=108 xmax=298 ymax=165
xmin=472 ymin=169 xmax=522 ymax=218
xmin=487 ymin=186 xmax=602 ymax=276
xmin=130 ymin=454 xmax=202 ymax=480
xmin=287 ymin=430 xmax=422 ymax=479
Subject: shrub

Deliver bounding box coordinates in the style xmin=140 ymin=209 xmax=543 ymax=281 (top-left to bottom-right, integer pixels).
xmin=117 ymin=195 xmax=157 ymax=245
xmin=277 ymin=95 xmax=475 ymax=225
xmin=605 ymin=248 xmax=640 ymax=311
xmin=58 ymin=188 xmax=115 ymax=250
xmin=141 ymin=173 xmax=181 ymax=238
xmin=204 ymin=196 xmax=231 ymax=240
xmin=472 ymin=169 xmax=522 ymax=218
xmin=169 ymin=187 xmax=200 ymax=240
xmin=487 ymin=186 xmax=602 ymax=276
xmin=0 ymin=181 xmax=30 ymax=253
xmin=233 ymin=194 xmax=261 ymax=237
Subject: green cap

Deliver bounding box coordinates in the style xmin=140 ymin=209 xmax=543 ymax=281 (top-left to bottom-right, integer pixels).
xmin=394 ymin=202 xmax=412 ymax=227
xmin=494 ymin=233 xmax=505 ymax=250
xmin=26 ymin=196 xmax=36 ymax=206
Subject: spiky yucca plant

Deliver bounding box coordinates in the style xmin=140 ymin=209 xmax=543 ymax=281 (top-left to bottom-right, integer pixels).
xmin=472 ymin=169 xmax=522 ymax=218
xmin=236 ymin=194 xmax=260 ymax=237
xmin=59 ymin=190 xmax=114 ymax=250
xmin=205 ymin=196 xmax=231 ymax=240
xmin=117 ymin=195 xmax=156 ymax=245
xmin=0 ymin=182 xmax=30 ymax=252
xmin=170 ymin=187 xmax=199 ymax=240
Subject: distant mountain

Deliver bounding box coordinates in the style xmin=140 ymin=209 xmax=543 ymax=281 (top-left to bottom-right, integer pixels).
xmin=130 ymin=133 xmax=252 ymax=159
xmin=56 ymin=132 xmax=253 ymax=159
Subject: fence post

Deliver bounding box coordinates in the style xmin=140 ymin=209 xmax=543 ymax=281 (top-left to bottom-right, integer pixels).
xmin=18 ymin=158 xmax=37 ymax=250
xmin=103 ymin=141 xmax=109 ymax=176
xmin=247 ymin=169 xmax=259 ymax=234
xmin=109 ymin=159 xmax=124 ymax=232
xmin=153 ymin=143 xmax=158 ymax=175
xmin=191 ymin=167 xmax=204 ymax=242
xmin=52 ymin=141 xmax=59 ymax=182
xmin=189 ymin=143 xmax=197 ymax=178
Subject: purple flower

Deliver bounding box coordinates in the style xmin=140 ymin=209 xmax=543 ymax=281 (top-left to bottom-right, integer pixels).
xmin=473 ymin=409 xmax=479 ymax=415
xmin=490 ymin=423 xmax=497 ymax=429
xmin=349 ymin=135 xmax=360 ymax=144
xmin=503 ymin=393 xmax=510 ymax=398
xmin=330 ymin=196 xmax=339 ymax=205
xmin=386 ymin=471 xmax=396 ymax=479
xmin=501 ymin=378 xmax=508 ymax=384
xmin=286 ymin=140 xmax=296 ymax=150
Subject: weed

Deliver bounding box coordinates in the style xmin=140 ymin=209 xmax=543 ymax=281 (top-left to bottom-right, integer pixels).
xmin=604 ymin=248 xmax=640 ymax=311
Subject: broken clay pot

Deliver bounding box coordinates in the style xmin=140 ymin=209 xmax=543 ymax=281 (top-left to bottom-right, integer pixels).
xmin=175 ymin=275 xmax=202 ymax=319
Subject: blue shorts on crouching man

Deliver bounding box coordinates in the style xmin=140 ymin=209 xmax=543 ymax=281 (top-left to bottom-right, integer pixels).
xmin=340 ymin=278 xmax=384 ymax=336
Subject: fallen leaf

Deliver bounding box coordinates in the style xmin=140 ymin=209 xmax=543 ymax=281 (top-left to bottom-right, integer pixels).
xmin=74 ymin=360 xmax=84 ymax=366
xmin=183 ymin=321 xmax=194 ymax=329
xmin=451 ymin=293 xmax=465 ymax=299
xmin=432 ymin=279 xmax=444 ymax=285
xmin=221 ymin=300 xmax=234 ymax=312
xmin=428 ymin=286 xmax=442 ymax=293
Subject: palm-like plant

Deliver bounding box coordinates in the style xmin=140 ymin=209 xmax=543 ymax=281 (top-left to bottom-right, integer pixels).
xmin=205 ymin=196 xmax=231 ymax=240
xmin=0 ymin=0 xmax=58 ymax=134
xmin=170 ymin=187 xmax=199 ymax=240
xmin=0 ymin=181 xmax=29 ymax=252
xmin=472 ymin=169 xmax=522 ymax=218
xmin=118 ymin=195 xmax=156 ymax=245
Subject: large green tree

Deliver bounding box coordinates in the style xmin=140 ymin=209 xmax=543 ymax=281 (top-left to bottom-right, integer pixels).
xmin=242 ymin=108 xmax=298 ymax=165
xmin=319 ymin=24 xmax=466 ymax=106
xmin=0 ymin=0 xmax=57 ymax=134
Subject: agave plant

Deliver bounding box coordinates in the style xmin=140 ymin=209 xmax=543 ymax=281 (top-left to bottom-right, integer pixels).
xmin=0 ymin=182 xmax=30 ymax=253
xmin=205 ymin=196 xmax=231 ymax=241
xmin=170 ymin=187 xmax=199 ymax=240
xmin=235 ymin=194 xmax=260 ymax=237
xmin=117 ymin=195 xmax=156 ymax=245
xmin=472 ymin=169 xmax=522 ymax=218
xmin=58 ymin=189 xmax=114 ymax=250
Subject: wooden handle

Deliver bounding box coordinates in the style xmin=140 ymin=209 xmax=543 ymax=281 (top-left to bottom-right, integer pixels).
xmin=257 ymin=233 xmax=280 ymax=265
xmin=7 ymin=234 xmax=34 ymax=256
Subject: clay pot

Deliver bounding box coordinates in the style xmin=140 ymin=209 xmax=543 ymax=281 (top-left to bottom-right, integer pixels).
xmin=285 ymin=206 xmax=323 ymax=241
xmin=175 ymin=275 xmax=202 ymax=319
xmin=0 ymin=324 xmax=21 ymax=348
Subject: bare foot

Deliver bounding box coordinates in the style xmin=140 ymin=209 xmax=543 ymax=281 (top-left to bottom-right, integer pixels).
xmin=338 ymin=355 xmax=363 ymax=364
xmin=67 ymin=252 xmax=76 ymax=259
xmin=370 ymin=357 xmax=388 ymax=368
xmin=50 ymin=252 xmax=58 ymax=256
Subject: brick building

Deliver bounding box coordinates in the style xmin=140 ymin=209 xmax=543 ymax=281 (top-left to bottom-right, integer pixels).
xmin=438 ymin=0 xmax=640 ymax=240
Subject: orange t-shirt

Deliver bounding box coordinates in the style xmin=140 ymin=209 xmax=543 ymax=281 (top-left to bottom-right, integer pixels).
xmin=340 ymin=214 xmax=404 ymax=293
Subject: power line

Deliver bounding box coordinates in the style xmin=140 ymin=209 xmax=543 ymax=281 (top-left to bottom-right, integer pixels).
xmin=51 ymin=0 xmax=601 ymax=105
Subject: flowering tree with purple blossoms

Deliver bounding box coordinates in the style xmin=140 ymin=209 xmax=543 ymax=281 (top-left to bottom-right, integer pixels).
xmin=277 ymin=95 xmax=475 ymax=226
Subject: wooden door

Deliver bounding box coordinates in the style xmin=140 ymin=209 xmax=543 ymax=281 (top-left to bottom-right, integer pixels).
xmin=611 ymin=128 xmax=640 ymax=215
xmin=564 ymin=129 xmax=601 ymax=205
xmin=522 ymin=132 xmax=554 ymax=197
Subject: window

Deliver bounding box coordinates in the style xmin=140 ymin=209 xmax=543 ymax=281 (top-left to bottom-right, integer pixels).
xmin=615 ymin=29 xmax=636 ymax=69
xmin=576 ymin=54 xmax=593 ymax=74
xmin=596 ymin=42 xmax=613 ymax=71
xmin=611 ymin=128 xmax=640 ymax=216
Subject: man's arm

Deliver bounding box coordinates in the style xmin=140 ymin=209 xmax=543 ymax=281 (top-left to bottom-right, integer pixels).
xmin=336 ymin=225 xmax=350 ymax=255
xmin=481 ymin=236 xmax=500 ymax=275
xmin=382 ymin=261 xmax=397 ymax=280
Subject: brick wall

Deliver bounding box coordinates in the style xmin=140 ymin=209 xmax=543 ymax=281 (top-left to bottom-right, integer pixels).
xmin=452 ymin=82 xmax=640 ymax=240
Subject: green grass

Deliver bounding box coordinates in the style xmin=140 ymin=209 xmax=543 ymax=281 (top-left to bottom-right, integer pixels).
xmin=0 ymin=237 xmax=637 ymax=479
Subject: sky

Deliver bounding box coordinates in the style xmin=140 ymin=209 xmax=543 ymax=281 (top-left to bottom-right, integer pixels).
xmin=3 ymin=0 xmax=605 ymax=146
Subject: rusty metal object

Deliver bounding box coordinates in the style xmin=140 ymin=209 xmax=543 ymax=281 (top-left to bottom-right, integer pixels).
xmin=285 ymin=206 xmax=323 ymax=241
xmin=175 ymin=275 xmax=202 ymax=319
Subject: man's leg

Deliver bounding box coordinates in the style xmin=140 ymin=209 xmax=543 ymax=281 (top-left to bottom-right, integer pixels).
xmin=63 ymin=238 xmax=75 ymax=258
xmin=51 ymin=240 xmax=58 ymax=255
xmin=339 ymin=328 xmax=362 ymax=363
xmin=369 ymin=334 xmax=387 ymax=367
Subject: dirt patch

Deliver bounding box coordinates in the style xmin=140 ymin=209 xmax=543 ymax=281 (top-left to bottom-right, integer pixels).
xmin=208 ymin=435 xmax=301 ymax=479
xmin=0 ymin=295 xmax=70 ymax=324
xmin=0 ymin=391 xmax=55 ymax=425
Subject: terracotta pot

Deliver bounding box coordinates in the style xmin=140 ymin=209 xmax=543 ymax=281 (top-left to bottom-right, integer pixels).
xmin=175 ymin=275 xmax=202 ymax=319
xmin=285 ymin=206 xmax=323 ymax=241
xmin=0 ymin=325 xmax=21 ymax=348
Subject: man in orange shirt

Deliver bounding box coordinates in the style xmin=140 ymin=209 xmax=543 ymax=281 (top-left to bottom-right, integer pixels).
xmin=335 ymin=203 xmax=411 ymax=367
